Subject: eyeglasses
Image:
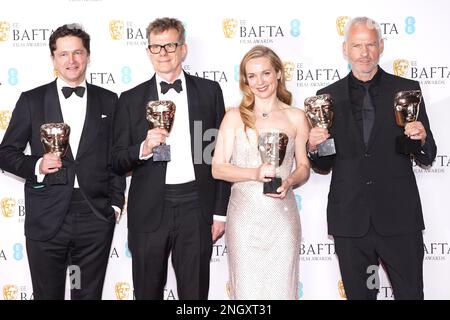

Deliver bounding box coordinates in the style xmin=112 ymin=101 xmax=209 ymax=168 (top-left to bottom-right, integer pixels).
xmin=147 ymin=42 xmax=182 ymax=54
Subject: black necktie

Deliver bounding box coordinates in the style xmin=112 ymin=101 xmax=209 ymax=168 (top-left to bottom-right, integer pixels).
xmin=62 ymin=86 xmax=85 ymax=99
xmin=160 ymin=79 xmax=182 ymax=94
xmin=361 ymin=83 xmax=375 ymax=146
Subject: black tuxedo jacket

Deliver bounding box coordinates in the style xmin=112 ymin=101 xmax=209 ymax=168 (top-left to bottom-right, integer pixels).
xmin=311 ymin=68 xmax=437 ymax=237
xmin=112 ymin=72 xmax=230 ymax=233
xmin=0 ymin=80 xmax=125 ymax=241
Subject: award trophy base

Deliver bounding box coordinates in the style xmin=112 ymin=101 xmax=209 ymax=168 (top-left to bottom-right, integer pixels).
xmin=263 ymin=177 xmax=282 ymax=194
xmin=43 ymin=167 xmax=68 ymax=185
xmin=318 ymin=138 xmax=336 ymax=157
xmin=395 ymin=135 xmax=421 ymax=154
xmin=153 ymin=144 xmax=171 ymax=162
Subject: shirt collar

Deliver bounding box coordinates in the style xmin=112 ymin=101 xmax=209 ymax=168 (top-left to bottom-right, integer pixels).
xmin=348 ymin=66 xmax=382 ymax=90
xmin=56 ymin=78 xmax=87 ymax=90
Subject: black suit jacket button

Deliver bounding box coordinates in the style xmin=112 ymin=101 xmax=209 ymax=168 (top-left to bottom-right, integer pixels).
xmin=364 ymin=152 xmax=371 ymax=158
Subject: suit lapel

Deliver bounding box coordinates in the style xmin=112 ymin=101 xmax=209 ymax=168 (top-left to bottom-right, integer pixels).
xmin=76 ymin=83 xmax=100 ymax=159
xmin=144 ymin=76 xmax=159 ymax=132
xmin=333 ymin=76 xmax=365 ymax=150
xmin=44 ymin=80 xmax=64 ymax=123
xmin=367 ymin=69 xmax=393 ymax=151
xmin=148 ymin=75 xmax=159 ymax=105
xmin=184 ymin=72 xmax=201 ymax=158
xmin=44 ymin=80 xmax=74 ymax=160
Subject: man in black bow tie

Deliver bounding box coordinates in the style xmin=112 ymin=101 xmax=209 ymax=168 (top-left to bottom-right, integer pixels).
xmin=112 ymin=17 xmax=230 ymax=300
xmin=61 ymin=86 xmax=86 ymax=98
xmin=160 ymin=78 xmax=182 ymax=94
xmin=0 ymin=24 xmax=125 ymax=300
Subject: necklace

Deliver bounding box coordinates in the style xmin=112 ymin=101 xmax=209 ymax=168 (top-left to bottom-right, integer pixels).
xmin=260 ymin=108 xmax=275 ymax=119
xmin=257 ymin=102 xmax=280 ymax=119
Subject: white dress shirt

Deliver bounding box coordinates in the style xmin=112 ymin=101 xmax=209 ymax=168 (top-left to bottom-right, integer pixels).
xmin=35 ymin=79 xmax=121 ymax=220
xmin=139 ymin=72 xmax=225 ymax=222
xmin=140 ymin=72 xmax=196 ymax=184
xmin=35 ymin=78 xmax=87 ymax=188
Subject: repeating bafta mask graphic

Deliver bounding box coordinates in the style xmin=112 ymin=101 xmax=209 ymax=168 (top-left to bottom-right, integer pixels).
xmin=115 ymin=282 xmax=131 ymax=300
xmin=283 ymin=61 xmax=295 ymax=81
xmin=1 ymin=197 xmax=16 ymax=218
xmin=0 ymin=110 xmax=12 ymax=130
xmin=0 ymin=21 xmax=10 ymax=41
xmin=338 ymin=280 xmax=347 ymax=299
xmin=109 ymin=20 xmax=124 ymax=40
xmin=336 ymin=16 xmax=350 ymax=36
xmin=3 ymin=285 xmax=18 ymax=300
xmin=393 ymin=59 xmax=410 ymax=77
xmin=223 ymin=18 xmax=238 ymax=38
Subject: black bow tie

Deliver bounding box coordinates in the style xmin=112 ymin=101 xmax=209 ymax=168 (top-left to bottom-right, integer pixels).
xmin=160 ymin=79 xmax=182 ymax=94
xmin=62 ymin=86 xmax=85 ymax=99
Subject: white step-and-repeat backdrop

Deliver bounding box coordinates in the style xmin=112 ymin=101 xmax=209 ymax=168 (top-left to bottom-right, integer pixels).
xmin=1 ymin=0 xmax=449 ymax=300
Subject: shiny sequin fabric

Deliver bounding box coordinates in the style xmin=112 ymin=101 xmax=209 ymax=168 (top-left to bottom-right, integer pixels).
xmin=226 ymin=128 xmax=300 ymax=300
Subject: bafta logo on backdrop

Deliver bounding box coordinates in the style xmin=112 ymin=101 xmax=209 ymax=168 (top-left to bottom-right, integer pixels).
xmin=0 ymin=110 xmax=12 ymax=130
xmin=3 ymin=284 xmax=18 ymax=300
xmin=1 ymin=197 xmax=16 ymax=218
xmin=109 ymin=20 xmax=124 ymax=40
xmin=283 ymin=61 xmax=295 ymax=81
xmin=393 ymin=59 xmax=410 ymax=78
xmin=0 ymin=21 xmax=10 ymax=41
xmin=115 ymin=282 xmax=131 ymax=300
xmin=336 ymin=16 xmax=350 ymax=36
xmin=223 ymin=18 xmax=238 ymax=38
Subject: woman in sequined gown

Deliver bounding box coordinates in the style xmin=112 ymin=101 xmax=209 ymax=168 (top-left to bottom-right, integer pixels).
xmin=212 ymin=46 xmax=310 ymax=299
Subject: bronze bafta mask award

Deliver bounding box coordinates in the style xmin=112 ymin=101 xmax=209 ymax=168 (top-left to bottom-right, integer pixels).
xmin=258 ymin=132 xmax=289 ymax=194
xmin=146 ymin=100 xmax=176 ymax=161
xmin=394 ymin=90 xmax=422 ymax=154
xmin=304 ymin=94 xmax=336 ymax=157
xmin=40 ymin=123 xmax=71 ymax=185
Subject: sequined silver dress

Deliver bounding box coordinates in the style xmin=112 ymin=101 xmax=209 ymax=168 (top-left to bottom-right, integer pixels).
xmin=226 ymin=128 xmax=300 ymax=300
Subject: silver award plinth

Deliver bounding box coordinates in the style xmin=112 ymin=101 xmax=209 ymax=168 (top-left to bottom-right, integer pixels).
xmin=394 ymin=90 xmax=422 ymax=154
xmin=258 ymin=132 xmax=289 ymax=194
xmin=146 ymin=100 xmax=176 ymax=162
xmin=304 ymin=94 xmax=336 ymax=157
xmin=40 ymin=122 xmax=71 ymax=185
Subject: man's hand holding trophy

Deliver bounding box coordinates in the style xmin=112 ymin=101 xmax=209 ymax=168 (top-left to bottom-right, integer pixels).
xmin=40 ymin=122 xmax=71 ymax=185
xmin=144 ymin=100 xmax=176 ymax=162
xmin=304 ymin=93 xmax=336 ymax=157
xmin=394 ymin=90 xmax=426 ymax=155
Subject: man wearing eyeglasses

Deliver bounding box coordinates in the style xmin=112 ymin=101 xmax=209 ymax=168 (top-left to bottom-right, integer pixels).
xmin=112 ymin=17 xmax=230 ymax=300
